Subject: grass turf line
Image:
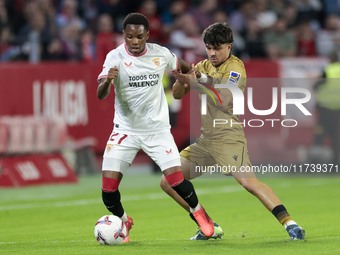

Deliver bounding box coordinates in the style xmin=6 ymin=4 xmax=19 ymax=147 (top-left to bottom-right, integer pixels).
xmin=0 ymin=174 xmax=339 ymax=255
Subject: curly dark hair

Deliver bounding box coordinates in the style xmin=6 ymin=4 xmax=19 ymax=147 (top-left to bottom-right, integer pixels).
xmin=202 ymin=22 xmax=234 ymax=46
xmin=123 ymin=13 xmax=149 ymax=31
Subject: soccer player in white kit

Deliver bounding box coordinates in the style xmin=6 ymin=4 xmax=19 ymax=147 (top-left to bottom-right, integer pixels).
xmin=97 ymin=13 xmax=214 ymax=242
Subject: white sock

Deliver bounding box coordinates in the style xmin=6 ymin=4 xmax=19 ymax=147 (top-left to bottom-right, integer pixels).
xmin=121 ymin=212 xmax=128 ymax=223
xmin=284 ymin=220 xmax=297 ymax=229
xmin=189 ymin=203 xmax=201 ymax=213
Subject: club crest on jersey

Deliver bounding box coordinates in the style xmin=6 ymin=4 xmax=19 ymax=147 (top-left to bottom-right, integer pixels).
xmin=106 ymin=144 xmax=113 ymax=153
xmin=124 ymin=62 xmax=132 ymax=68
xmin=227 ymin=71 xmax=241 ymax=86
xmin=152 ymin=57 xmax=160 ymax=67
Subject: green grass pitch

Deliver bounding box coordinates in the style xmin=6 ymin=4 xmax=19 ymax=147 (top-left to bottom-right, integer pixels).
xmin=1 ymin=173 xmax=339 ymax=255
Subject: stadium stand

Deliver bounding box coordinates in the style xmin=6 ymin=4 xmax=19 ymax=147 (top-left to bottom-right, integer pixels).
xmin=0 ymin=0 xmax=339 ymax=177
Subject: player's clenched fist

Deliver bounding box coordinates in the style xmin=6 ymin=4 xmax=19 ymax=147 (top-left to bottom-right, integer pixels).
xmin=107 ymin=67 xmax=119 ymax=82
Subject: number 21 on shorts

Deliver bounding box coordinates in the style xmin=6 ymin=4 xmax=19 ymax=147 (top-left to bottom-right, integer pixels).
xmin=109 ymin=132 xmax=128 ymax=145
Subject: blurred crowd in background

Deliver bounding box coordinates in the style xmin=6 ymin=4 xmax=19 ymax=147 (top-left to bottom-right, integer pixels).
xmin=0 ymin=0 xmax=339 ymax=64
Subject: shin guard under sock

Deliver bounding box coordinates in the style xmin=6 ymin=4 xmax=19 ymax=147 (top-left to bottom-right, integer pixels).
xmin=102 ymin=177 xmax=124 ymax=217
xmin=102 ymin=189 xmax=125 ymax=217
xmin=166 ymin=171 xmax=199 ymax=209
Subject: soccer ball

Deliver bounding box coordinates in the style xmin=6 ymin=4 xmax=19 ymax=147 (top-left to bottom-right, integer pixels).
xmin=94 ymin=215 xmax=127 ymax=245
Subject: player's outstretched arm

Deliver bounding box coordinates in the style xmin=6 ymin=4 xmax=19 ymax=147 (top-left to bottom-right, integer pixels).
xmin=97 ymin=67 xmax=118 ymax=100
xmin=173 ymin=64 xmax=197 ymax=99
xmin=177 ymin=58 xmax=192 ymax=74
xmin=175 ymin=64 xmax=232 ymax=109
xmin=177 ymin=58 xmax=206 ymax=80
xmin=173 ymin=79 xmax=190 ymax=99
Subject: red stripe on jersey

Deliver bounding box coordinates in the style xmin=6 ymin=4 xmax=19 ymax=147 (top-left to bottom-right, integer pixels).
xmin=97 ymin=75 xmax=114 ymax=85
xmin=165 ymin=171 xmax=184 ymax=187
xmin=98 ymin=75 xmax=108 ymax=79
xmin=124 ymin=43 xmax=148 ymax=57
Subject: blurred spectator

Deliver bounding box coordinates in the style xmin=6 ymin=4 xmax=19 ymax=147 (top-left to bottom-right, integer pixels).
xmin=229 ymin=0 xmax=256 ymax=33
xmin=13 ymin=10 xmax=53 ymax=62
xmin=190 ymin=0 xmax=218 ymax=33
xmin=324 ymin=0 xmax=340 ymax=16
xmin=161 ymin=0 xmax=186 ymax=25
xmin=81 ymin=0 xmax=98 ymax=31
xmin=161 ymin=0 xmax=187 ymax=45
xmin=213 ymin=10 xmax=228 ymax=23
xmin=39 ymin=0 xmax=58 ymax=36
xmin=23 ymin=0 xmax=42 ymax=23
xmin=0 ymin=0 xmax=337 ymax=63
xmin=46 ymin=38 xmax=67 ymax=60
xmin=93 ymin=0 xmax=127 ymax=32
xmin=170 ymin=13 xmax=206 ymax=63
xmin=294 ymin=0 xmax=322 ymax=28
xmin=0 ymin=0 xmax=8 ymax=29
xmin=0 ymin=0 xmax=11 ymax=57
xmin=295 ymin=0 xmax=322 ymax=12
xmin=242 ymin=18 xmax=266 ymax=58
xmin=265 ymin=18 xmax=297 ymax=59
xmin=138 ymin=0 xmax=162 ymax=43
xmin=95 ymin=13 xmax=120 ymax=63
xmin=268 ymin=0 xmax=285 ymax=16
xmin=220 ymin=0 xmax=237 ymax=15
xmin=296 ymin=21 xmax=316 ymax=56
xmin=283 ymin=3 xmax=298 ymax=29
xmin=56 ymin=0 xmax=86 ymax=17
xmin=316 ymin=14 xmax=340 ymax=57
xmin=56 ymin=0 xmax=86 ymax=30
xmin=0 ymin=26 xmax=12 ymax=57
xmin=313 ymin=51 xmax=340 ymax=164
xmin=5 ymin=0 xmax=30 ymax=35
xmin=255 ymin=0 xmax=277 ymax=30
xmin=59 ymin=20 xmax=82 ymax=61
xmin=154 ymin=0 xmax=174 ymax=14
xmin=81 ymin=29 xmax=95 ymax=63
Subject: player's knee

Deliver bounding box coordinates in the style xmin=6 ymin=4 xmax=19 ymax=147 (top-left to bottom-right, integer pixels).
xmin=180 ymin=158 xmax=192 ymax=180
xmin=160 ymin=175 xmax=171 ymax=192
xmin=239 ymin=178 xmax=258 ymax=194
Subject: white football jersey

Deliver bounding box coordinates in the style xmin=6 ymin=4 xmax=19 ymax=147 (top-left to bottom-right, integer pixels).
xmin=97 ymin=43 xmax=178 ymax=135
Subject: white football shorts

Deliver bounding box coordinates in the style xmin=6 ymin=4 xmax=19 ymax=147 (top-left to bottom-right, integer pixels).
xmin=102 ymin=130 xmax=181 ymax=172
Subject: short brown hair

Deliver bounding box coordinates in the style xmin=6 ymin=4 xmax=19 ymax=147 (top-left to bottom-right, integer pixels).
xmin=202 ymin=22 xmax=234 ymax=46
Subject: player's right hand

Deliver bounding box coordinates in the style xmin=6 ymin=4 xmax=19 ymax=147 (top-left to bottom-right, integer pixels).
xmin=107 ymin=67 xmax=119 ymax=82
xmin=173 ymin=64 xmax=196 ymax=85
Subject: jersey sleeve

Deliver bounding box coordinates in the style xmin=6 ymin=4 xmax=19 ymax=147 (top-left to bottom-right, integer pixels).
xmin=222 ymin=61 xmax=247 ymax=92
xmin=195 ymin=61 xmax=206 ymax=74
xmin=162 ymin=46 xmax=178 ymax=71
xmin=97 ymin=52 xmax=120 ymax=82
